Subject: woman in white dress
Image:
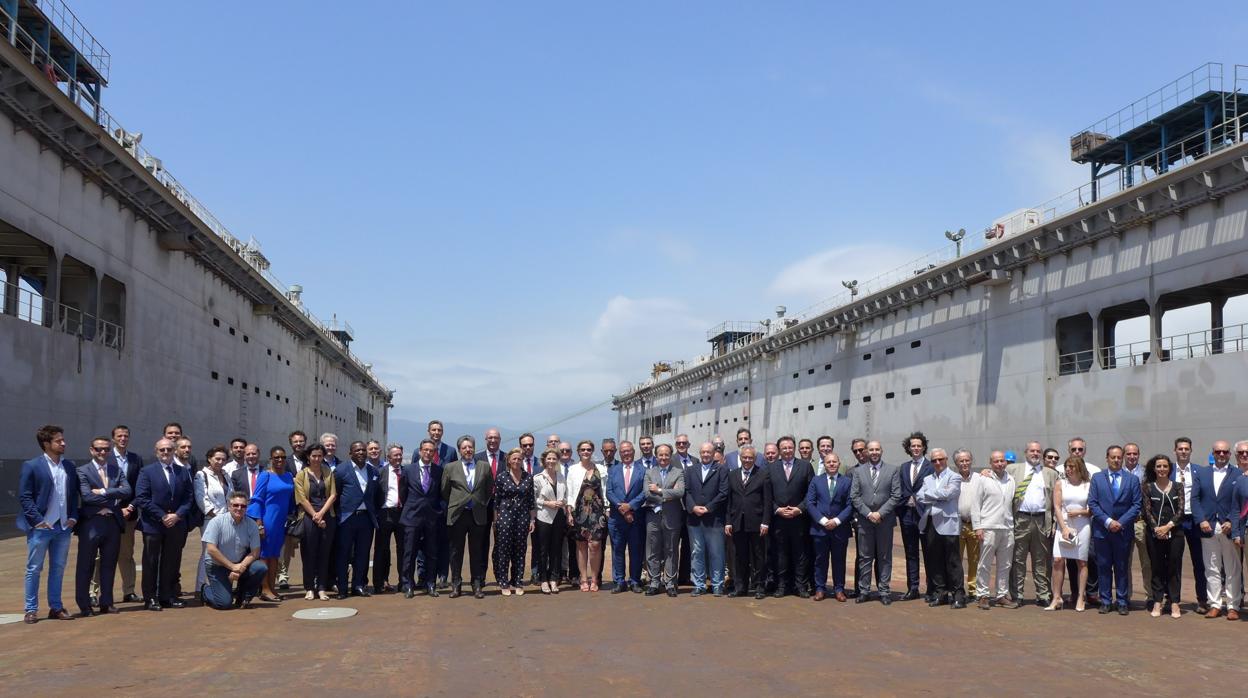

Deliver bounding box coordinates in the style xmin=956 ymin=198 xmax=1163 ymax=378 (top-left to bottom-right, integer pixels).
xmin=193 ymin=446 xmax=233 ymax=596
xmin=1047 ymin=455 xmax=1092 ymax=612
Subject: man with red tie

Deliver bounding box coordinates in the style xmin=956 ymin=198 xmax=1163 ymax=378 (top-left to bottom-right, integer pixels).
xmin=475 ymin=428 xmax=505 ymax=565
xmin=372 ymin=444 xmax=407 ymax=594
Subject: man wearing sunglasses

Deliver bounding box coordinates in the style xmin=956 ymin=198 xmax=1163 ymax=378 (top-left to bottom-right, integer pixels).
xmin=201 ymin=491 xmax=267 ymax=609
xmin=133 ymin=439 xmax=193 ymax=611
xmin=74 ymin=437 xmax=131 ymax=617
xmin=1192 ymin=440 xmax=1241 ymax=619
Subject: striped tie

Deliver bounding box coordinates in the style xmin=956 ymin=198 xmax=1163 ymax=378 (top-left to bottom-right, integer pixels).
xmin=1014 ymin=472 xmax=1033 ymax=500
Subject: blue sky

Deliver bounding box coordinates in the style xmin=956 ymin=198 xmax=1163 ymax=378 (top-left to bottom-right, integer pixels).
xmin=74 ymin=1 xmax=1246 ymax=439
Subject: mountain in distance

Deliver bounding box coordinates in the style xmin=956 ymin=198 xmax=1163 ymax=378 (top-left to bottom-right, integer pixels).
xmin=388 ymin=410 xmax=617 ymax=451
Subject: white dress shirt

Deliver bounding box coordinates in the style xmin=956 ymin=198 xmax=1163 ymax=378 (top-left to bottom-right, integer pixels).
xmin=1019 ymin=462 xmax=1048 ymax=513
xmin=383 ymin=465 xmax=402 ymax=508
xmin=1174 ymin=462 xmax=1195 ymax=514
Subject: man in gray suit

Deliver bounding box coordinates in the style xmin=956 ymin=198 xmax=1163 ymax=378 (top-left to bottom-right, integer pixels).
xmin=441 ymin=435 xmax=494 ymax=599
xmin=849 ymin=440 xmax=901 ymax=604
xmin=644 ymin=444 xmax=685 ymax=597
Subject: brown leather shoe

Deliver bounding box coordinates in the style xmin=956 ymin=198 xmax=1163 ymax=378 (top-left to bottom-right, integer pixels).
xmin=1205 ymin=607 xmax=1222 ymax=619
xmin=812 ymin=591 xmax=826 ymax=601
xmin=23 ymin=611 xmax=37 ymax=624
xmin=835 ymin=591 xmax=848 ymax=602
xmin=1227 ymin=609 xmax=1240 ymax=621
xmin=47 ymin=608 xmax=73 ymax=620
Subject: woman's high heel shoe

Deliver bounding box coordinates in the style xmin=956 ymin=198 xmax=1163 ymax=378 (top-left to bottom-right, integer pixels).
xmin=1075 ymin=597 xmax=1086 ymax=613
xmin=1043 ymin=597 xmax=1064 ymax=611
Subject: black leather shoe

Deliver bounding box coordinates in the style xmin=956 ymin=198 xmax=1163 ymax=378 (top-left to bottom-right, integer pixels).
xmin=278 ymin=581 xmax=291 ymax=591
xmin=631 ymin=584 xmax=644 ymax=593
xmin=450 ymin=587 xmax=462 ymax=599
xmin=405 ymin=588 xmax=415 ymax=599
xmin=145 ymin=599 xmax=162 ymax=611
xmin=123 ymin=593 xmax=140 ymax=603
xmin=754 ymin=591 xmax=766 ymax=600
xmin=901 ymin=589 xmax=920 ymax=601
xmin=612 ymin=585 xmax=628 ymax=594
xmin=666 ymin=588 xmax=678 ymax=597
xmin=951 ymin=594 xmax=967 ymax=609
xmin=691 ymin=588 xmax=704 ymax=597
xmin=474 ymin=587 xmax=485 ymax=600
xmin=855 ymin=594 xmax=870 ymax=604
xmin=335 ymin=592 xmax=349 ymax=600
xmin=845 ymin=589 xmax=859 ymax=598
xmin=164 ymin=598 xmax=186 ymax=609
xmin=352 ymin=587 xmax=372 ymax=598
xmin=772 ymin=589 xmax=785 ymax=599
xmin=645 ymin=587 xmax=661 ymax=596
xmin=879 ymin=594 xmax=893 ymax=606
xmin=427 ymin=587 xmax=440 ymax=598
xmin=98 ymin=605 xmax=119 ymax=614
xmin=76 ymin=608 xmax=95 ymax=618
xmin=1098 ymin=605 xmax=1113 ymax=614
xmin=1118 ymin=605 xmax=1130 ymax=616
xmin=798 ymin=590 xmax=811 ymax=599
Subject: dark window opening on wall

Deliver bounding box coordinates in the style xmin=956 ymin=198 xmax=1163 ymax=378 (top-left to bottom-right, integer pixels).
xmin=808 ymin=405 xmax=814 ymax=411
xmin=213 ymin=318 xmax=220 ymax=327
xmin=824 ymin=402 xmax=831 ymax=408
xmin=863 ymin=353 xmax=872 ymax=360
xmin=911 ymin=387 xmax=921 ymax=395
xmin=267 ymin=349 xmax=272 ymax=356
xmin=842 ymin=399 xmax=851 ymax=406
xmin=243 ymin=335 xmax=249 ymax=343
xmin=824 ymin=364 xmax=831 ymax=371
xmin=862 ymin=396 xmax=871 ymax=403
xmin=792 ymin=372 xmax=799 ymax=379
xmin=242 ymin=382 xmax=248 ymax=390
xmin=885 ymin=347 xmax=895 ymax=355
xmin=211 ymin=371 xmax=219 ymax=380
xmin=885 ymin=392 xmax=895 ymax=399
xmin=227 ymin=377 xmax=234 ymax=386
xmin=911 ymin=340 xmax=922 ymax=348
xmin=792 ymin=408 xmax=799 ymax=414
xmin=807 ymin=368 xmax=814 ymax=375
xmin=229 ymin=327 xmax=235 ymax=336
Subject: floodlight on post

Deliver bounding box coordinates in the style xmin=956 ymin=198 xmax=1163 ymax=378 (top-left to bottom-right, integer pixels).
xmin=945 ymin=228 xmax=966 ymax=256
xmin=842 ymin=279 xmax=859 ymax=298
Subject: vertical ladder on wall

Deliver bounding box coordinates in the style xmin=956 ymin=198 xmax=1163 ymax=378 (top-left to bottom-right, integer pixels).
xmin=238 ymin=385 xmax=249 ymax=438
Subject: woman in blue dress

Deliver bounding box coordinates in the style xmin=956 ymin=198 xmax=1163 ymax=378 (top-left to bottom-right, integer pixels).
xmin=247 ymin=446 xmax=295 ymax=602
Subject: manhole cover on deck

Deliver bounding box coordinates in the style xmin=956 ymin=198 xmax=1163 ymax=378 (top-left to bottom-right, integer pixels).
xmin=292 ymin=607 xmax=357 ymax=620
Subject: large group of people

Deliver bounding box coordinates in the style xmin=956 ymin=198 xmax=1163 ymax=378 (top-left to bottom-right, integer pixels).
xmin=17 ymin=420 xmax=1248 ymax=626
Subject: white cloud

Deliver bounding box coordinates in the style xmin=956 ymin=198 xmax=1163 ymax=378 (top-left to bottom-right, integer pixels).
xmin=378 ymin=295 xmax=707 ymax=435
xmin=766 ymin=243 xmax=925 ymax=303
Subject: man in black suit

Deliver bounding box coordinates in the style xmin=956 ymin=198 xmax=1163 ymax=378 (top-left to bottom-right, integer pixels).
xmin=229 ymin=444 xmax=264 ymax=501
xmin=765 ymin=435 xmax=814 ymax=598
xmin=373 ymin=444 xmax=407 ymax=594
xmin=75 ymin=436 xmax=131 ymax=616
xmin=726 ymin=445 xmax=771 ymax=598
xmin=401 ymin=440 xmax=444 ymax=597
xmin=898 ymin=431 xmax=934 ymax=601
xmin=672 ymin=434 xmax=696 ymax=587
xmin=105 ymin=424 xmax=145 ymax=603
xmin=133 ymin=439 xmax=193 ymax=610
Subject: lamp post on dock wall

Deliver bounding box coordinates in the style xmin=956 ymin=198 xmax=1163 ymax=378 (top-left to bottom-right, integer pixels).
xmin=945 ymin=228 xmax=966 ymax=256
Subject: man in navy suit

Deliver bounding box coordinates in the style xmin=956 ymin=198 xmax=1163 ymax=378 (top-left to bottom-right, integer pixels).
xmin=74 ymin=436 xmax=131 ymax=616
xmin=607 ymin=440 xmax=647 ymax=592
xmin=1171 ymin=436 xmax=1209 ymax=613
xmin=334 ymin=441 xmax=380 ymax=598
xmin=724 ymin=428 xmax=765 ymax=470
xmin=133 ymin=438 xmax=193 ymax=611
xmin=414 ymin=420 xmax=455 ymax=589
xmin=400 ymin=439 xmax=444 ymax=598
xmin=766 ymin=435 xmax=815 ymax=598
xmin=1192 ymin=439 xmax=1242 ymax=619
xmin=806 ymin=451 xmax=854 ymax=601
xmin=1087 ymin=445 xmax=1142 ymax=615
xmin=685 ymin=442 xmax=729 ymax=596
xmin=106 ymin=424 xmax=145 ymax=603
xmin=898 ymin=431 xmax=934 ymax=601
xmin=18 ymin=425 xmax=80 ymax=624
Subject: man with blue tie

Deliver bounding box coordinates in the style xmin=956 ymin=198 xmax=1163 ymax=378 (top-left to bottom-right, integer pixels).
xmin=401 ymin=440 xmax=444 ymax=598
xmin=1192 ymin=439 xmax=1241 ymax=619
xmin=18 ymin=425 xmax=80 ymax=624
xmin=133 ymin=438 xmax=193 ymax=611
xmin=333 ymin=441 xmax=380 ymax=599
xmin=644 ymin=444 xmax=686 ymax=596
xmin=75 ymin=436 xmax=131 ymax=616
xmin=685 ymin=442 xmax=729 ymax=596
xmin=806 ymin=451 xmax=853 ymax=602
xmin=915 ymin=448 xmax=965 ymax=608
xmin=607 ymin=440 xmax=647 ymax=593
xmin=1088 ymin=445 xmax=1142 ymax=615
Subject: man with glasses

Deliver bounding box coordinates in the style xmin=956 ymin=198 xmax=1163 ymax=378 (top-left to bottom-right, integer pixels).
xmin=133 ymin=438 xmax=193 ymax=611
xmin=845 ymin=438 xmax=869 ymax=597
xmin=200 ymin=491 xmax=267 ymax=609
xmin=915 ymin=448 xmax=964 ymax=608
xmin=415 ymin=421 xmax=452 ymax=589
xmin=518 ymin=433 xmax=542 ymax=585
xmin=546 ymin=434 xmax=561 ymax=451
xmin=75 ymin=436 xmax=130 ymax=616
xmin=1193 ymin=440 xmax=1241 ymax=619
xmin=673 ymin=435 xmax=695 ymax=586
xmin=1007 ymin=441 xmax=1058 ymax=608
